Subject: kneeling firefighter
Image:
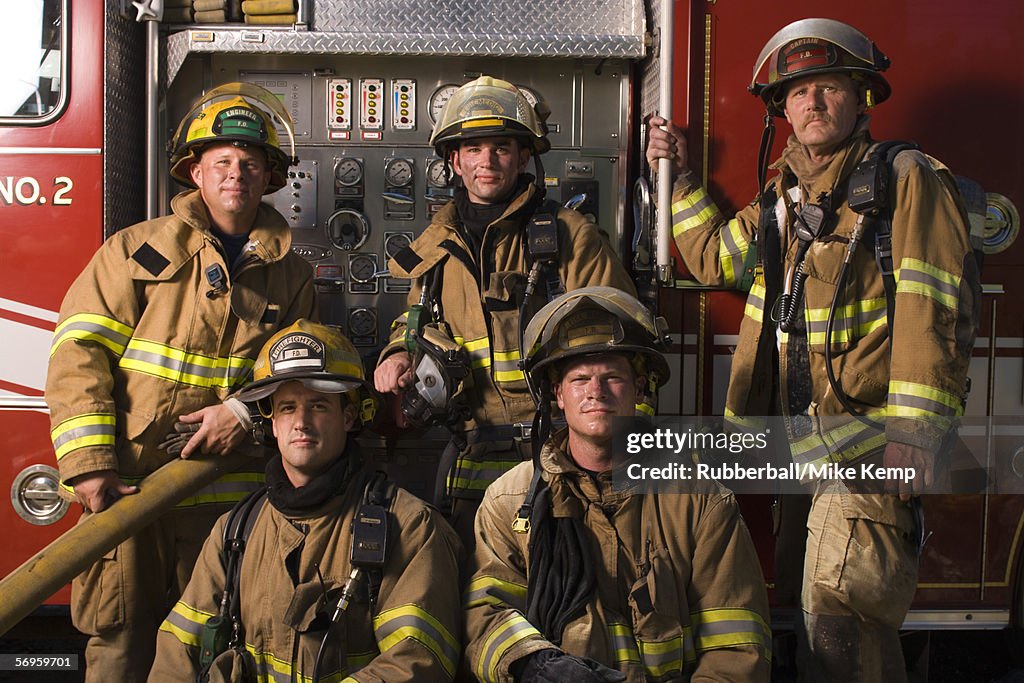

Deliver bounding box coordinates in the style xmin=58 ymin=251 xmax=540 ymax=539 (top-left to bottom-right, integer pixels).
xmin=463 ymin=287 xmax=772 ymax=682
xmin=150 ymin=320 xmax=465 ymax=682
xmin=373 ymin=76 xmax=637 ymax=551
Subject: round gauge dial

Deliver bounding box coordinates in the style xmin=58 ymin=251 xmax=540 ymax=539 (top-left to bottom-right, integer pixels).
xmin=348 ymin=254 xmax=377 ymax=283
xmin=516 ymin=85 xmax=541 ymax=108
xmin=384 ymin=232 xmax=412 ymax=259
xmin=334 ymin=158 xmax=363 ymax=187
xmin=428 ymin=83 xmax=459 ymax=124
xmin=348 ymin=308 xmax=378 ymax=337
xmin=384 ymin=158 xmax=414 ymax=188
xmin=325 ymin=208 xmax=370 ymax=251
xmin=426 ymin=157 xmax=449 ymax=188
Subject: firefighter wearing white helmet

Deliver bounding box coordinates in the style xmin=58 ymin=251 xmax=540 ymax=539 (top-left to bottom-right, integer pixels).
xmin=464 ymin=287 xmax=771 ymax=682
xmin=45 ymin=82 xmax=315 ymax=681
xmin=375 ymin=77 xmax=636 ymax=552
xmin=151 ymin=321 xmax=464 ymax=682
xmin=646 ymin=18 xmax=980 ymax=681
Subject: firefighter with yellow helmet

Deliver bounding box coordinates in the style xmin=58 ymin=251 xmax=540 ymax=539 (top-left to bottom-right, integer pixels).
xmin=464 ymin=287 xmax=771 ymax=682
xmin=150 ymin=320 xmax=464 ymax=682
xmin=374 ymin=76 xmax=635 ymax=550
xmin=45 ymin=82 xmax=316 ymax=681
xmin=646 ymin=18 xmax=980 ymax=680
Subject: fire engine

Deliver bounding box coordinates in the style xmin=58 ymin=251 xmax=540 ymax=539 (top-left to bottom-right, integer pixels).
xmin=1 ymin=0 xmax=1022 ymax=663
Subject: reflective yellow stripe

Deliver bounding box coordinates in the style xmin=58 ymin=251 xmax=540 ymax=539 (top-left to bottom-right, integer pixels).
xmin=638 ymin=631 xmax=691 ymax=678
xmin=159 ymin=601 xmax=213 ymax=648
xmin=691 ymin=607 xmax=772 ymax=653
xmin=671 ymin=186 xmax=721 ymax=237
xmin=119 ymin=338 xmax=254 ymax=390
xmin=744 ymin=283 xmax=766 ymax=323
xmin=888 ymin=380 xmax=962 ymax=420
xmin=476 ymin=614 xmax=541 ymax=682
xmin=51 ymin=413 xmax=116 ymax=460
xmin=789 ymin=414 xmax=887 ymax=467
xmin=608 ymin=622 xmax=641 ymax=665
xmin=805 ymin=297 xmax=888 ymax=346
xmin=719 ymin=219 xmax=752 ymax=288
xmin=447 ymin=457 xmax=521 ymax=493
xmin=724 ymin=409 xmax=767 ymax=433
xmin=374 ymin=603 xmax=459 ymax=677
xmin=244 ymin=643 xmax=364 ymax=683
xmin=896 ymin=257 xmax=961 ymax=309
xmin=464 ymin=576 xmax=528 ymax=610
xmin=51 ymin=313 xmax=133 ymax=357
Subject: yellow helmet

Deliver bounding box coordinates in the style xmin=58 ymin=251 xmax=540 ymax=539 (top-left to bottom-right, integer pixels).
xmin=749 ymin=18 xmax=891 ymax=117
xmin=523 ymin=286 xmax=671 ymax=387
xmin=237 ymin=320 xmax=376 ymax=423
xmin=168 ymin=82 xmax=296 ymax=193
xmin=429 ymin=76 xmax=550 ymax=155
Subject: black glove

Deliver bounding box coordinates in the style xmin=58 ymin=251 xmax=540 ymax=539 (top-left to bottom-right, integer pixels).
xmin=158 ymin=421 xmax=200 ymax=457
xmin=512 ymin=649 xmax=626 ymax=683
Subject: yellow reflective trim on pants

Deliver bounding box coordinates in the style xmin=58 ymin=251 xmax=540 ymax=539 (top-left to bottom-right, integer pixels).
xmin=476 ymin=614 xmax=541 ymax=683
xmin=373 ymin=603 xmax=460 ymax=677
xmin=51 ymin=313 xmax=134 ymax=357
xmin=464 ymin=575 xmax=528 ymax=610
xmin=51 ymin=413 xmax=116 ymax=460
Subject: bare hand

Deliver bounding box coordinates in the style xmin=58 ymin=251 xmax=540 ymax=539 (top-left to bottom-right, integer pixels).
xmin=176 ymin=403 xmax=247 ymax=459
xmin=375 ymin=352 xmax=414 ymax=394
xmin=646 ymin=115 xmax=689 ymax=177
xmin=883 ymin=442 xmax=935 ymax=501
xmin=69 ymin=470 xmax=138 ymax=513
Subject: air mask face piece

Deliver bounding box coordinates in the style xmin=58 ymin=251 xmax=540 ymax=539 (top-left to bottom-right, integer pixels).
xmin=400 ymin=324 xmax=472 ymax=429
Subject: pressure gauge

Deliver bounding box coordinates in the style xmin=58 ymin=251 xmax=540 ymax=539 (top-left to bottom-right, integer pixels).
xmin=348 ymin=308 xmax=378 ymax=338
xmin=348 ymin=254 xmax=378 ymax=283
xmin=334 ymin=158 xmax=363 ymax=187
xmin=516 ymin=85 xmax=541 ymax=108
xmin=325 ymin=208 xmax=370 ymax=251
xmin=384 ymin=232 xmax=413 ymax=260
xmin=428 ymin=83 xmax=459 ymax=124
xmin=426 ymin=157 xmax=449 ymax=188
xmin=384 ymin=158 xmax=414 ymax=188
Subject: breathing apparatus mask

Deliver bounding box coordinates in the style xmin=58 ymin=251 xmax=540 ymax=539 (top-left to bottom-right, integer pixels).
xmin=399 ymin=323 xmax=472 ymax=431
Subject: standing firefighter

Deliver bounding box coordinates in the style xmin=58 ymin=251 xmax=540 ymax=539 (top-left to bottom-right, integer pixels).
xmin=464 ymin=287 xmax=771 ymax=682
xmin=45 ymin=82 xmax=317 ymax=681
xmin=374 ymin=76 xmax=635 ymax=550
xmin=646 ymin=18 xmax=980 ymax=681
xmin=150 ymin=321 xmax=464 ymax=682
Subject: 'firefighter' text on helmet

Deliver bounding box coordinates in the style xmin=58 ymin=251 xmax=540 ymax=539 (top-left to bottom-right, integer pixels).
xmin=522 ymin=286 xmax=671 ymax=389
xmin=236 ymin=319 xmax=376 ymax=424
xmin=168 ymin=82 xmax=298 ymax=194
xmin=749 ymin=18 xmax=891 ymax=117
xmin=429 ymin=76 xmax=551 ymax=156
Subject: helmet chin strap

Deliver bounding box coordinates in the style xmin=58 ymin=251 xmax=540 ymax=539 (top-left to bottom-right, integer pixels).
xmin=756 ymin=112 xmax=776 ymax=201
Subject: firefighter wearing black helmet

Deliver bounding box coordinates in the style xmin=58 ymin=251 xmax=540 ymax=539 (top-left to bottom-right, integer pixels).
xmin=464 ymin=287 xmax=771 ymax=682
xmin=45 ymin=82 xmax=316 ymax=681
xmin=374 ymin=76 xmax=635 ymax=551
xmin=646 ymin=18 xmax=979 ymax=681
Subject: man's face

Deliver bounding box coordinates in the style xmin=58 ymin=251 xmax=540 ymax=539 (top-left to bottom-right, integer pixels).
xmin=555 ymin=353 xmax=644 ymax=446
xmin=451 ymin=136 xmax=531 ymax=204
xmin=189 ymin=142 xmax=271 ymax=225
xmin=271 ymin=381 xmax=355 ymax=486
xmin=783 ymin=73 xmax=865 ymax=158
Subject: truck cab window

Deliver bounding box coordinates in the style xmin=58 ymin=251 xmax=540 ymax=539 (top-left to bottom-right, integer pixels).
xmin=0 ymin=0 xmax=64 ymax=119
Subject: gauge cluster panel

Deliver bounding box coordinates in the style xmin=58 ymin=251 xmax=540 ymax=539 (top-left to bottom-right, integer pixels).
xmin=178 ymin=56 xmax=630 ymax=357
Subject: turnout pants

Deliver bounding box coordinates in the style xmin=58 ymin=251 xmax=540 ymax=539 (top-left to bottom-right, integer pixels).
xmin=798 ymin=481 xmax=919 ymax=682
xmin=71 ymin=505 xmax=227 ymax=682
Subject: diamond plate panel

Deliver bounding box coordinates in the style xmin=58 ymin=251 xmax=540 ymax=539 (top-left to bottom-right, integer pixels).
xmin=104 ymin=0 xmax=146 ymax=237
xmin=166 ymin=0 xmax=646 ymax=85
